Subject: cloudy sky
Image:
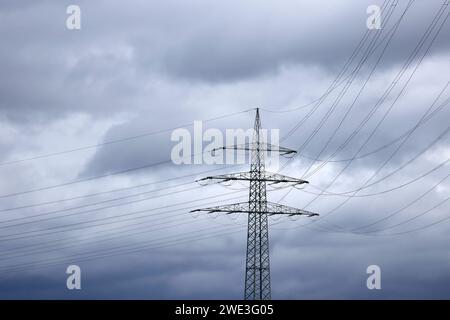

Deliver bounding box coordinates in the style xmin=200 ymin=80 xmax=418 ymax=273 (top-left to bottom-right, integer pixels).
xmin=0 ymin=0 xmax=449 ymax=299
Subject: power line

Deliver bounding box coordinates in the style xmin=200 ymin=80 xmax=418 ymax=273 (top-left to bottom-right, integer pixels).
xmin=0 ymin=225 xmax=246 ymax=276
xmin=294 ymin=1 xmax=450 ymax=220
xmin=303 ymin=0 xmax=449 ymax=181
xmin=0 ymin=193 xmax=250 ymax=256
xmin=0 ymin=190 xmax=247 ymax=241
xmin=308 ymin=196 xmax=450 ymax=236
xmin=279 ymin=0 xmax=396 ymax=143
xmin=297 ymin=96 xmax=450 ymax=163
xmin=0 ymin=151 xmax=246 ymax=200
xmin=276 ymin=0 xmax=407 ymax=181
xmin=274 ymin=0 xmax=416 ymax=203
xmin=351 ymin=173 xmax=450 ymax=232
xmin=299 ymin=0 xmax=414 ymax=178
xmin=0 ymin=158 xmax=171 ymax=200
xmin=0 ymin=165 xmax=239 ymax=213
xmin=309 ymin=129 xmax=450 ymax=197
xmin=0 ymin=212 xmax=238 ymax=261
xmin=0 ymin=108 xmax=254 ymax=167
xmin=269 ymin=189 xmax=450 ymax=237
xmin=0 ymin=183 xmax=201 ymax=227
xmin=373 ymin=200 xmax=450 ymax=236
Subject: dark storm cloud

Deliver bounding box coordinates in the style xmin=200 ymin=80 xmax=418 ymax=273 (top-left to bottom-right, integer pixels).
xmin=2 ymin=0 xmax=450 ymax=125
xmin=130 ymin=0 xmax=450 ymax=82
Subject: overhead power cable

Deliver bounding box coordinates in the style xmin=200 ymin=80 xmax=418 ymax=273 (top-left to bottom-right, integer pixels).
xmin=0 ymin=108 xmax=254 ymax=167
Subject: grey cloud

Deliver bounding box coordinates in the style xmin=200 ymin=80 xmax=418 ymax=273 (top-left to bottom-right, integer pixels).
xmin=0 ymin=0 xmax=450 ymax=300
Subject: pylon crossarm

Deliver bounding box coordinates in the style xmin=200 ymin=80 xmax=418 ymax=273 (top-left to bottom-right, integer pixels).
xmin=196 ymin=172 xmax=251 ymax=185
xmin=266 ymin=202 xmax=319 ymax=217
xmin=196 ymin=171 xmax=309 ymax=186
xmin=264 ymin=172 xmax=308 ymax=185
xmin=190 ymin=202 xmax=249 ymax=214
xmin=212 ymin=142 xmax=296 ymax=156
xmin=190 ymin=201 xmax=318 ymax=217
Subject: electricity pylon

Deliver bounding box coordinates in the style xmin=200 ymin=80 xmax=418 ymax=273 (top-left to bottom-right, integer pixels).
xmin=191 ymin=108 xmax=318 ymax=300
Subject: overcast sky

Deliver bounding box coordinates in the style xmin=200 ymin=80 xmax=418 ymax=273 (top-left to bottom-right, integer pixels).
xmin=0 ymin=0 xmax=449 ymax=299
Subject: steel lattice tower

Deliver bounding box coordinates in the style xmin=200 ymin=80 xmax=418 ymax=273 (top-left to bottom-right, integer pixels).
xmin=246 ymin=109 xmax=270 ymax=299
xmin=191 ymin=108 xmax=318 ymax=300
